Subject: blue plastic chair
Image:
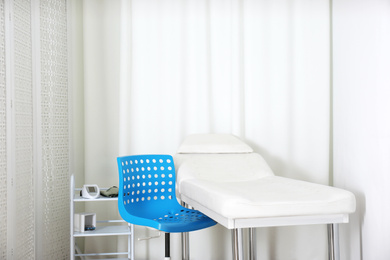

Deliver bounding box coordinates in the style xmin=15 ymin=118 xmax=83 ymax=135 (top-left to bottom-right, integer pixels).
xmin=117 ymin=154 xmax=216 ymax=259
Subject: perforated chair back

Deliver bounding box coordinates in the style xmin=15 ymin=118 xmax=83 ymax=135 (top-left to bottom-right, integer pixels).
xmin=117 ymin=154 xmax=216 ymax=233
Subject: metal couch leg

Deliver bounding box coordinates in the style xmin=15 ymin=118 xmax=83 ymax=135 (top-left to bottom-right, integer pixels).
xmin=181 ymin=232 xmax=189 ymax=260
xmin=249 ymin=228 xmax=257 ymax=260
xmin=327 ymin=224 xmax=340 ymax=260
xmin=232 ymin=228 xmax=244 ymax=260
xmin=181 ymin=201 xmax=190 ymax=260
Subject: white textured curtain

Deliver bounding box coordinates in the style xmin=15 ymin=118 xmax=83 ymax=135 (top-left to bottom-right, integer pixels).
xmin=1 ymin=1 xmax=69 ymax=259
xmin=82 ymin=0 xmax=330 ymax=259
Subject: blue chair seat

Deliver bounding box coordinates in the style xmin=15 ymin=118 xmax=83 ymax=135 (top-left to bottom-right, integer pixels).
xmin=143 ymin=207 xmax=214 ymax=233
xmin=117 ymin=154 xmax=216 ymax=234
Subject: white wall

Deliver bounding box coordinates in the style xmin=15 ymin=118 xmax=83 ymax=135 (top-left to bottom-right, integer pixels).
xmin=332 ymin=0 xmax=390 ymax=259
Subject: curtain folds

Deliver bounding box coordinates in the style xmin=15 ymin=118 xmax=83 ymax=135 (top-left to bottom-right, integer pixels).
xmin=83 ymin=0 xmax=330 ymax=259
xmin=0 ymin=1 xmax=69 ymax=259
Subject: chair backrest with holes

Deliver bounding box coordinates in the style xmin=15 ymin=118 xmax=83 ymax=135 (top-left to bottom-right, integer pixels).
xmin=117 ymin=154 xmax=178 ymax=226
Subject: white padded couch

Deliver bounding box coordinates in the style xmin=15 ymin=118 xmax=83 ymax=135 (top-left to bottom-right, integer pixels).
xmin=174 ymin=134 xmax=356 ymax=260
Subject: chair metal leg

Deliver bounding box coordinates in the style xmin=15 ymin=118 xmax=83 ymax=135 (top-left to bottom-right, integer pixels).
xmin=165 ymin=233 xmax=171 ymax=260
xmin=232 ymin=228 xmax=244 ymax=260
xmin=327 ymin=224 xmax=340 ymax=260
xmin=249 ymin=228 xmax=257 ymax=260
